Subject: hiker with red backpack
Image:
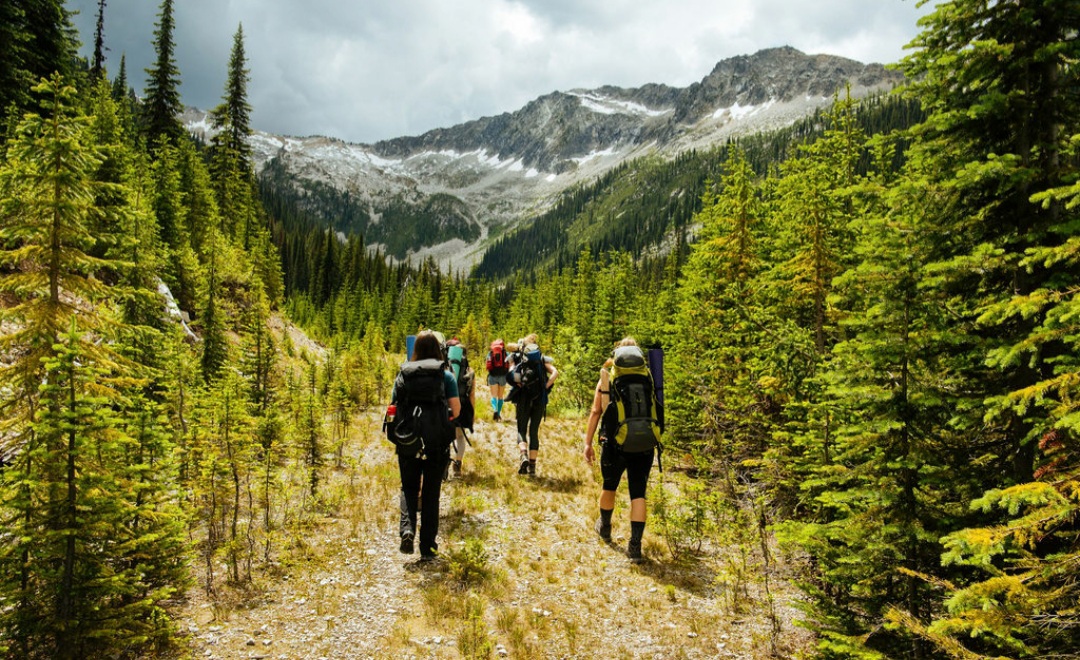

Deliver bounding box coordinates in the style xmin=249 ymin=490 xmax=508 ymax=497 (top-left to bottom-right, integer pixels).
xmin=507 ymin=333 xmax=557 ymax=476
xmin=485 ymin=339 xmax=510 ymax=421
xmin=584 ymin=337 xmax=663 ymax=561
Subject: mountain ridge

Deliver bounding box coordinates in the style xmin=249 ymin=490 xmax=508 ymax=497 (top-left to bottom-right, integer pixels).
xmin=187 ymin=46 xmax=904 ymax=270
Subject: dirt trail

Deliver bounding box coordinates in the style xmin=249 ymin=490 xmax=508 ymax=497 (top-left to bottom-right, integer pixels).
xmin=178 ymin=412 xmax=811 ymax=659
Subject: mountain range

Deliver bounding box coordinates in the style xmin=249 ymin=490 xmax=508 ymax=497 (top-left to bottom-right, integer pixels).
xmin=183 ymin=46 xmax=905 ymax=271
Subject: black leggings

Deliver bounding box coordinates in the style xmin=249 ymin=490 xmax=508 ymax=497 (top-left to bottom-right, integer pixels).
xmin=398 ymin=450 xmax=448 ymax=553
xmin=600 ymin=443 xmax=654 ymax=500
xmin=515 ymin=395 xmax=545 ymax=451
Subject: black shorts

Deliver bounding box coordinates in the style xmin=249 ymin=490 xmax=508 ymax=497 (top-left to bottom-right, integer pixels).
xmin=600 ymin=441 xmax=654 ymax=500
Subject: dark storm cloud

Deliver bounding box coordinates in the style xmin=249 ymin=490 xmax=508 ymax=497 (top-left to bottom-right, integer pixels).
xmin=66 ymin=0 xmax=931 ymax=144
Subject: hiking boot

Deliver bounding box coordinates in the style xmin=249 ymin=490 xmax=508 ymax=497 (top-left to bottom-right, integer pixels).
xmin=594 ymin=517 xmax=612 ymax=541
xmin=399 ymin=531 xmax=414 ymax=555
xmin=527 ymin=460 xmax=536 ymax=476
xmin=493 ymin=412 xmax=501 ymax=422
xmin=627 ymin=539 xmax=643 ymax=561
xmin=518 ymin=458 xmax=530 ymax=475
xmin=452 ymin=460 xmax=462 ymax=477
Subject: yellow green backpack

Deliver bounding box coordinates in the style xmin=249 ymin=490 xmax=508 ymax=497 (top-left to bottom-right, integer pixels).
xmin=601 ymin=346 xmax=663 ymax=454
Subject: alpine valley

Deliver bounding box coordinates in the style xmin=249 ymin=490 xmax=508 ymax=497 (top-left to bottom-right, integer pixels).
xmin=184 ymin=46 xmax=905 ymax=274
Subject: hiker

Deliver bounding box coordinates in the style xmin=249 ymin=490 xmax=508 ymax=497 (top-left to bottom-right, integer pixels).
xmin=387 ymin=330 xmax=460 ymax=560
xmin=485 ymin=338 xmax=510 ymax=421
xmin=446 ymin=338 xmax=475 ymax=477
xmin=584 ymin=337 xmax=662 ymax=561
xmin=507 ymin=334 xmax=557 ymax=475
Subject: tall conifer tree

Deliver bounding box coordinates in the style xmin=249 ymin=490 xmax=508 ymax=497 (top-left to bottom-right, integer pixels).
xmin=888 ymin=1 xmax=1080 ymax=655
xmin=142 ymin=0 xmax=182 ymax=150
xmin=0 ymin=75 xmax=187 ymax=660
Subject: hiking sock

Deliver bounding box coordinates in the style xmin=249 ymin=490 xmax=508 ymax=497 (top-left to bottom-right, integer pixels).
xmin=596 ymin=508 xmax=613 ymax=540
xmin=495 ymin=400 xmax=504 ymax=415
xmin=491 ymin=397 xmax=497 ymax=411
xmin=630 ymin=521 xmax=645 ymax=543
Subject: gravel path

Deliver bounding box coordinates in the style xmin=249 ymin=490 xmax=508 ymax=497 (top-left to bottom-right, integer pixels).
xmin=177 ymin=415 xmax=812 ymax=659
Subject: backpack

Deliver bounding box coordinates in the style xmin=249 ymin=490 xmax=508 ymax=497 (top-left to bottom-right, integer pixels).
xmin=385 ymin=359 xmax=455 ymax=456
xmin=506 ymin=347 xmax=545 ymax=404
xmin=447 ymin=342 xmax=475 ymax=431
xmin=486 ymin=340 xmax=508 ymax=376
xmin=601 ymin=345 xmax=663 ymax=455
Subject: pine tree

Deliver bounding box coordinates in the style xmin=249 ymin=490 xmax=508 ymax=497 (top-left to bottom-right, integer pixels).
xmin=142 ymin=0 xmax=182 ymax=150
xmin=774 ymin=137 xmax=979 ymax=657
xmin=199 ymin=230 xmax=229 ymax=382
xmin=211 ymin=24 xmax=253 ymax=173
xmin=90 ymin=0 xmax=107 ymax=81
xmin=888 ymin=1 xmax=1080 ymax=654
xmin=0 ymin=0 xmax=77 ymax=128
xmin=0 ymin=77 xmax=187 ymax=659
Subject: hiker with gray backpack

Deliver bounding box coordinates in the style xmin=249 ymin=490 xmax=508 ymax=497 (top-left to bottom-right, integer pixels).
xmin=383 ymin=330 xmax=460 ymax=560
xmin=584 ymin=337 xmax=663 ymax=561
xmin=506 ymin=333 xmax=557 ymax=476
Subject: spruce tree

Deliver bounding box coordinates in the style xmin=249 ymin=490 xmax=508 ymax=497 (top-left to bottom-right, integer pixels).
xmin=0 ymin=0 xmax=77 ymax=127
xmin=90 ymin=0 xmax=107 ymax=81
xmin=890 ymin=1 xmax=1080 ymax=654
xmin=774 ymin=138 xmax=977 ymax=657
xmin=0 ymin=75 xmax=188 ymax=659
xmin=211 ymin=24 xmax=253 ymax=173
xmin=142 ymin=0 xmax=182 ymax=150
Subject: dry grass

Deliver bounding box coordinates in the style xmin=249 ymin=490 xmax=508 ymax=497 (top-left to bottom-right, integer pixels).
xmin=173 ymin=392 xmax=813 ymax=659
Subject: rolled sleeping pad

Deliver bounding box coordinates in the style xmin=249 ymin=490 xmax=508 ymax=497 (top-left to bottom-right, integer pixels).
xmin=647 ymin=346 xmax=664 ymax=407
xmin=448 ymin=344 xmax=464 ymax=380
xmin=406 ymin=334 xmax=416 ymax=361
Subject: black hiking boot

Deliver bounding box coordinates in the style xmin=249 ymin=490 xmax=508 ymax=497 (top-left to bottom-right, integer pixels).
xmin=595 ymin=517 xmax=612 ymax=541
xmin=452 ymin=460 xmax=462 ymax=477
xmin=527 ymin=460 xmax=536 ymax=476
xmin=627 ymin=538 xmax=643 ymax=561
xmin=493 ymin=412 xmax=501 ymax=422
xmin=399 ymin=531 xmax=414 ymax=555
xmin=518 ymin=457 xmax=530 ymax=475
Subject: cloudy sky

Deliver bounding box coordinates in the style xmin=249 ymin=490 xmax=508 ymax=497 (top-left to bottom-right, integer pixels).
xmin=67 ymin=0 xmax=932 ymax=145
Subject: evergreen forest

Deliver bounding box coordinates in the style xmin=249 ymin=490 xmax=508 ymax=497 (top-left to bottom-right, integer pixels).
xmin=0 ymin=1 xmax=1077 ymax=658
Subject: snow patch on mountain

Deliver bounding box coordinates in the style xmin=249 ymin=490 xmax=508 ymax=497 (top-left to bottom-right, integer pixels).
xmin=713 ymin=99 xmax=778 ymax=121
xmin=568 ymin=91 xmax=672 ymax=118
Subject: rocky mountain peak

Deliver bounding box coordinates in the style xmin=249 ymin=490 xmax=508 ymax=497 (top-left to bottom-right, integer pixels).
xmin=223 ymin=47 xmax=906 ymax=270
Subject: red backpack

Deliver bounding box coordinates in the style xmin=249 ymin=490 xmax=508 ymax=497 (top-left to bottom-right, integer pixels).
xmin=486 ymin=340 xmax=509 ymax=375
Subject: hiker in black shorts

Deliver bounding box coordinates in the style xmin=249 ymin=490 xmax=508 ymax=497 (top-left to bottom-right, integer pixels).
xmin=584 ymin=337 xmax=655 ymax=561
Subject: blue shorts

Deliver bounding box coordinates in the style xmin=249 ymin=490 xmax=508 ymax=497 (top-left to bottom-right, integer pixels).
xmin=487 ymin=374 xmax=508 ymax=386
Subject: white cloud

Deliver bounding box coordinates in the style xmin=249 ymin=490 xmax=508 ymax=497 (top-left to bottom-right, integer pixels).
xmin=68 ymin=0 xmax=932 ymax=144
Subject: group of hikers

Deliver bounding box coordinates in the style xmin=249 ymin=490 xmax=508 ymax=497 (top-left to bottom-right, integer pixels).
xmin=384 ymin=330 xmax=662 ymax=562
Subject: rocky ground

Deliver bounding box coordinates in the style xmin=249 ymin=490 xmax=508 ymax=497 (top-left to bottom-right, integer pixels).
xmin=173 ymin=410 xmax=813 ymax=660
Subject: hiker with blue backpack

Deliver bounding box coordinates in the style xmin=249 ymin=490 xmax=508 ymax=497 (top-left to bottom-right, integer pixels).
xmin=445 ymin=338 xmax=475 ymax=477
xmin=507 ymin=334 xmax=558 ymax=476
xmin=584 ymin=337 xmax=663 ymax=561
xmin=383 ymin=330 xmax=461 ymax=561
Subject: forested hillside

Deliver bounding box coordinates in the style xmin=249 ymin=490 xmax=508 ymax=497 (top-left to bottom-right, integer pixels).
xmin=0 ymin=1 xmax=1078 ymax=659
xmin=472 ymin=93 xmax=924 ymax=280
